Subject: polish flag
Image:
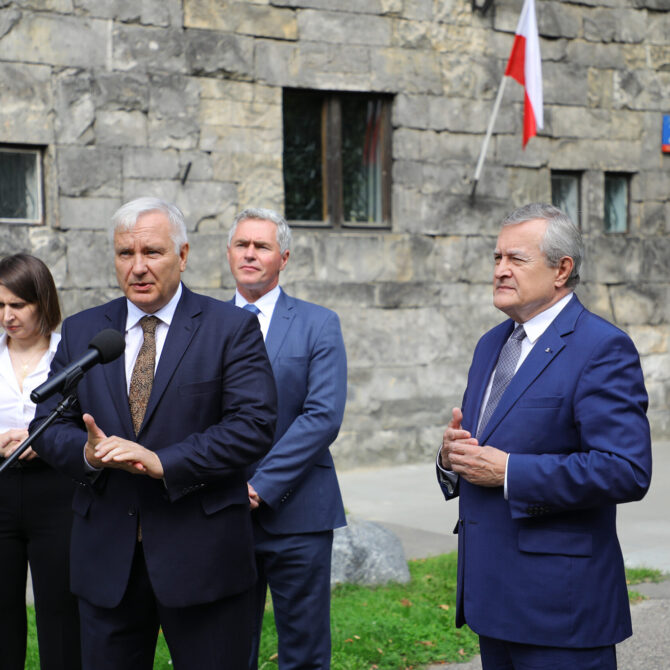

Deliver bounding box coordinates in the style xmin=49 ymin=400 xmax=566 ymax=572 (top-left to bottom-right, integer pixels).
xmin=505 ymin=0 xmax=543 ymax=147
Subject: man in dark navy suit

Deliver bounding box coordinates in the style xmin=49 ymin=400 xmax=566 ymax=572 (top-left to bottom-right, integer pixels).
xmin=438 ymin=203 xmax=652 ymax=670
xmin=33 ymin=197 xmax=277 ymax=670
xmin=227 ymin=207 xmax=347 ymax=670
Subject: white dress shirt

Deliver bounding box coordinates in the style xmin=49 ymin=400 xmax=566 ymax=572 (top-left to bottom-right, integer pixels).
xmin=0 ymin=331 xmax=60 ymax=431
xmin=234 ymin=285 xmax=281 ymax=341
xmin=123 ymin=283 xmax=182 ymax=393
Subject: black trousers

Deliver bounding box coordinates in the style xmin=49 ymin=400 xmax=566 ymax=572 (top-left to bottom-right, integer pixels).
xmin=78 ymin=542 xmax=254 ymax=670
xmin=0 ymin=464 xmax=81 ymax=670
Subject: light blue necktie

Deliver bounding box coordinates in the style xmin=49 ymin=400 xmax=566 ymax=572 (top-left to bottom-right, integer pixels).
xmin=243 ymin=303 xmax=260 ymax=315
xmin=476 ymin=324 xmax=526 ymax=440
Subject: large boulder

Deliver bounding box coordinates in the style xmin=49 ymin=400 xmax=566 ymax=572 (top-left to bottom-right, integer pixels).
xmin=331 ymin=517 xmax=410 ymax=587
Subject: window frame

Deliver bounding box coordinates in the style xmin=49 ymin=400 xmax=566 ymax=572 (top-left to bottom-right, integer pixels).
xmin=283 ymin=89 xmax=392 ymax=230
xmin=550 ymin=169 xmax=582 ymax=229
xmin=603 ymin=172 xmax=631 ymax=235
xmin=0 ymin=145 xmax=44 ymax=225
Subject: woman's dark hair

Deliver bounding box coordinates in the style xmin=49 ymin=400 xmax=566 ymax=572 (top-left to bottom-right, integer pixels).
xmin=0 ymin=253 xmax=61 ymax=336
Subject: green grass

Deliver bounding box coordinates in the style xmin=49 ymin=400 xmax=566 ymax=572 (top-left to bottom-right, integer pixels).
xmin=25 ymin=556 xmax=665 ymax=670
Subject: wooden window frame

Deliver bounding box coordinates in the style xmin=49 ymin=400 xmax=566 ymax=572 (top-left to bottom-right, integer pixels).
xmin=550 ymin=169 xmax=582 ymax=229
xmin=284 ymin=89 xmax=392 ymax=230
xmin=603 ymin=172 xmax=631 ymax=234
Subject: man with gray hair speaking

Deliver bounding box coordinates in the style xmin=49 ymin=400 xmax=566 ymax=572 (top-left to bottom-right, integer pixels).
xmin=227 ymin=207 xmax=347 ymax=670
xmin=438 ymin=203 xmax=651 ymax=669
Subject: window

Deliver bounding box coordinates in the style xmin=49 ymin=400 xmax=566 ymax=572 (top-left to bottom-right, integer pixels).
xmin=604 ymin=173 xmax=629 ymax=233
xmin=551 ymin=170 xmax=581 ymax=228
xmin=283 ymin=89 xmax=392 ymax=228
xmin=0 ymin=147 xmax=43 ymax=224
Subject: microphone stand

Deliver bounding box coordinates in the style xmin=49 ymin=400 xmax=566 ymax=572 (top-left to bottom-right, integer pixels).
xmin=0 ymin=368 xmax=84 ymax=475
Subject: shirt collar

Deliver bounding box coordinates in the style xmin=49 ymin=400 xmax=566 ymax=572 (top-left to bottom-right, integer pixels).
xmin=125 ymin=282 xmax=183 ymax=331
xmin=519 ymin=292 xmax=574 ymax=344
xmin=234 ymin=285 xmax=281 ymax=316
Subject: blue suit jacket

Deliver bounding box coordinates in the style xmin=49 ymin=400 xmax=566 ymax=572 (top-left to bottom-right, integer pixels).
xmin=246 ymin=289 xmax=347 ymax=534
xmin=32 ymin=286 xmax=277 ymax=609
xmin=440 ymin=295 xmax=651 ymax=648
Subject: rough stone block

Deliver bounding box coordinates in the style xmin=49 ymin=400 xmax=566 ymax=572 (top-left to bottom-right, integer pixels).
xmin=254 ymin=39 xmax=372 ymax=90
xmin=331 ymin=518 xmax=410 ymax=587
xmin=584 ymin=9 xmax=647 ymax=44
xmin=93 ymin=72 xmax=150 ymax=111
xmin=112 ymin=24 xmax=186 ymax=73
xmin=370 ymin=47 xmax=442 ymax=94
xmin=58 ymin=197 xmax=121 ymax=230
xmin=298 ymin=9 xmax=391 ymax=46
xmin=74 ymin=0 xmax=182 ymax=26
xmin=185 ymin=0 xmax=297 ymax=40
xmin=537 ymin=1 xmax=581 ymax=39
xmin=63 ymin=230 xmax=116 ymax=288
xmin=96 ymin=110 xmax=148 ymax=147
xmin=184 ymin=29 xmax=254 ymax=78
xmin=0 ymin=63 xmax=53 ymax=144
xmin=182 ymin=232 xmax=226 ymax=288
xmin=57 ymin=146 xmax=122 ymax=198
xmin=610 ymin=284 xmax=669 ymax=327
xmin=122 ymin=148 xmax=181 ymax=180
xmin=54 ymin=70 xmax=95 ymax=144
xmin=0 ymin=12 xmax=108 ymax=68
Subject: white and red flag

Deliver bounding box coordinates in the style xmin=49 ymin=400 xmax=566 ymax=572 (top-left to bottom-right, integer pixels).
xmin=504 ymin=0 xmax=543 ymax=147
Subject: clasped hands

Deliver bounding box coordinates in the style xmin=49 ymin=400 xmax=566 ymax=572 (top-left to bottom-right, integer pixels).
xmin=83 ymin=413 xmax=164 ymax=478
xmin=440 ymin=407 xmax=507 ymax=487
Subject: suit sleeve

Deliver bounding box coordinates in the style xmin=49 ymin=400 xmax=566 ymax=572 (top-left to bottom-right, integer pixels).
xmin=506 ymin=330 xmax=652 ymax=519
xmin=249 ymin=310 xmax=347 ymax=509
xmin=158 ymin=314 xmax=277 ymax=502
xmin=30 ymin=318 xmax=96 ymax=484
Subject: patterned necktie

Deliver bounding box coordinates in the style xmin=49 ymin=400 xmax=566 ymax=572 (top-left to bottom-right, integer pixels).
xmin=476 ymin=324 xmax=526 ymax=441
xmin=243 ymin=303 xmax=260 ymax=315
xmin=128 ymin=316 xmax=160 ymax=435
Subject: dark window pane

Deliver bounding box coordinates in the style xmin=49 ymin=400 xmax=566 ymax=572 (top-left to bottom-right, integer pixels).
xmin=283 ymin=90 xmax=323 ymax=221
xmin=0 ymin=151 xmax=38 ymax=220
xmin=341 ymin=96 xmax=383 ymax=223
xmin=551 ymin=172 xmax=580 ymax=228
xmin=604 ymin=174 xmax=628 ymax=233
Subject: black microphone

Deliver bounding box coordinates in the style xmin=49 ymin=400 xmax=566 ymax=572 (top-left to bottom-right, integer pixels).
xmin=31 ymin=329 xmax=126 ymax=403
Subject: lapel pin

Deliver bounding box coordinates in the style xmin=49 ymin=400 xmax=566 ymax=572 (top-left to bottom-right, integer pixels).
xmin=545 ymin=347 xmax=552 ymax=353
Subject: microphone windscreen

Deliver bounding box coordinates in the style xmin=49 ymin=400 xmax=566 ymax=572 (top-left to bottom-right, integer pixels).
xmin=88 ymin=329 xmax=126 ymax=363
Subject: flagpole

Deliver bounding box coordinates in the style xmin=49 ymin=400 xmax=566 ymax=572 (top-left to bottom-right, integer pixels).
xmin=470 ymin=74 xmax=508 ymax=204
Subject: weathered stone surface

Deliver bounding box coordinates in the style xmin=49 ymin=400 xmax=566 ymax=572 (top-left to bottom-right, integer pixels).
xmin=112 ymin=25 xmax=186 ymax=73
xmin=185 ymin=0 xmax=297 ymax=40
xmin=57 ymin=147 xmax=123 ymax=198
xmin=0 ymin=0 xmax=667 ymax=452
xmin=74 ymin=0 xmax=182 ymax=26
xmin=184 ymin=29 xmax=255 ymax=78
xmin=0 ymin=63 xmax=53 ymax=143
xmin=0 ymin=12 xmax=108 ymax=67
xmin=331 ymin=517 xmax=410 ymax=587
xmin=58 ymin=197 xmax=121 ymax=230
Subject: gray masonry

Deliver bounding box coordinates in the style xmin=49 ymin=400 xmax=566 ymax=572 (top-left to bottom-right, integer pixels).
xmin=0 ymin=0 xmax=668 ymax=467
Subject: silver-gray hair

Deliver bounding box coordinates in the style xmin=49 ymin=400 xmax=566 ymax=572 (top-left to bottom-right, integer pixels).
xmin=501 ymin=202 xmax=583 ymax=288
xmin=228 ymin=207 xmax=292 ymax=254
xmin=111 ymin=197 xmax=188 ymax=254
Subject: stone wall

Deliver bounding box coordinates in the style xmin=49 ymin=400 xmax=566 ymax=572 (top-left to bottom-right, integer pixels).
xmin=0 ymin=0 xmax=668 ymax=467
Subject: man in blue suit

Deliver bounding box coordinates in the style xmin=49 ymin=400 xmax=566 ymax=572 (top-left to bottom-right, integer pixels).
xmin=32 ymin=197 xmax=277 ymax=670
xmin=226 ymin=207 xmax=347 ymax=670
xmin=438 ymin=203 xmax=651 ymax=669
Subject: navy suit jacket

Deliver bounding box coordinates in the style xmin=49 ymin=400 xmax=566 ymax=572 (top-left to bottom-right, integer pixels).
xmin=32 ymin=285 xmax=277 ymax=609
xmin=246 ymin=289 xmax=347 ymax=535
xmin=439 ymin=295 xmax=651 ymax=648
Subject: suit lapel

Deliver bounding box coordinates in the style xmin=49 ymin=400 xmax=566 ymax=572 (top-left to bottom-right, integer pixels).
xmin=140 ymin=288 xmax=201 ymax=434
xmin=477 ymin=295 xmax=584 ymax=444
xmin=265 ymin=289 xmax=295 ymax=365
xmin=100 ymin=299 xmax=134 ymax=435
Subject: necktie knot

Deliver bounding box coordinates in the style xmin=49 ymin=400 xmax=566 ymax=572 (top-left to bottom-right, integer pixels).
xmin=511 ymin=324 xmax=526 ymax=341
xmin=243 ymin=303 xmax=261 ymax=315
xmin=139 ymin=315 xmax=160 ymax=335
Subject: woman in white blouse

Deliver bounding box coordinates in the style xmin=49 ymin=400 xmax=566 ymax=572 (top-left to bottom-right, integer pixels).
xmin=0 ymin=254 xmax=81 ymax=670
